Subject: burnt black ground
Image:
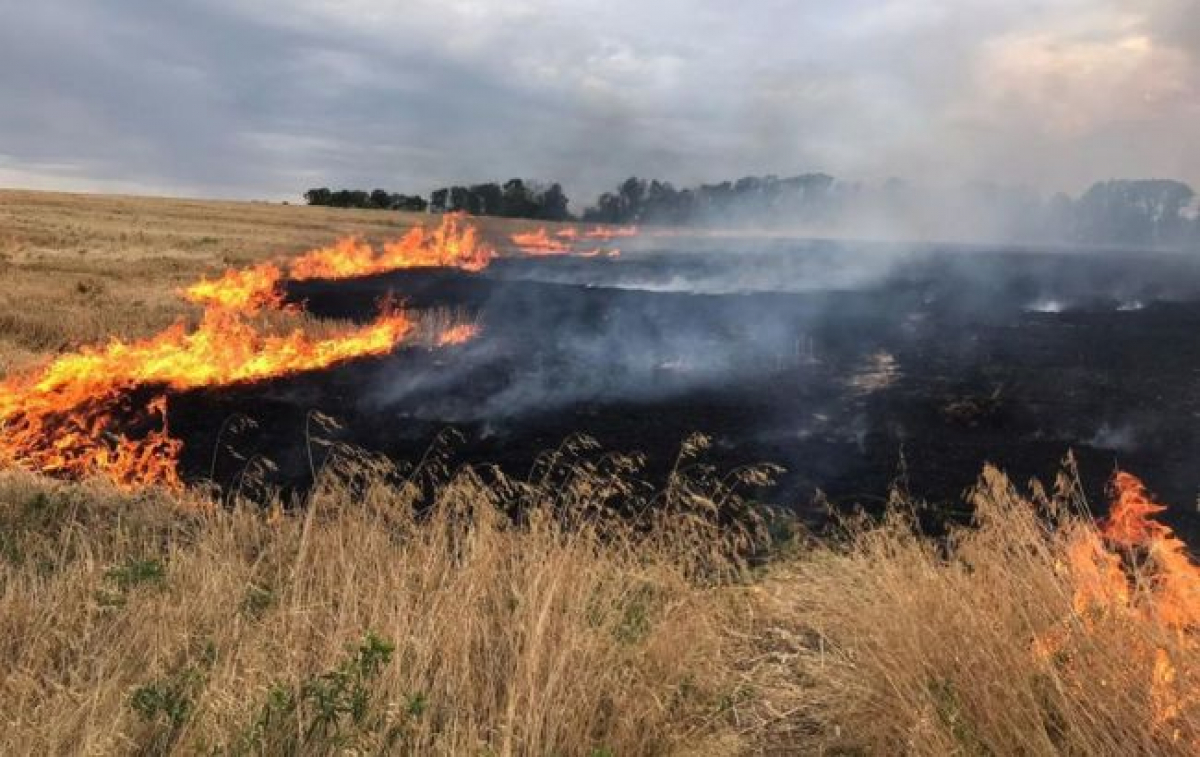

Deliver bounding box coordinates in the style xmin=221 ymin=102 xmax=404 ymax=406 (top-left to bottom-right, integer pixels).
xmin=167 ymin=239 xmax=1200 ymax=538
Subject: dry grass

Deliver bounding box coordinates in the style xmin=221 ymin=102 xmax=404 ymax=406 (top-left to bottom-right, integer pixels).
xmin=0 ymin=443 xmax=781 ymax=755
xmin=3 ymin=452 xmax=1198 ymax=754
xmin=761 ymin=463 xmax=1200 ymax=755
xmin=0 ymin=189 xmax=527 ymax=376
xmin=3 ymin=190 xmax=1198 ymax=754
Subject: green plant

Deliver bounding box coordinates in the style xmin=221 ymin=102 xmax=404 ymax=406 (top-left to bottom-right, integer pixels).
xmin=105 ymin=558 xmax=166 ymax=591
xmin=129 ymin=651 xmax=214 ymax=753
xmin=238 ymin=632 xmax=397 ymax=753
xmin=239 ymin=583 xmax=274 ymax=619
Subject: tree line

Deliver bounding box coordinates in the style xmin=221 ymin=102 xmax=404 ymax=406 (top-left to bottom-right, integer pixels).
xmin=303 ymin=188 xmax=429 ymax=212
xmin=581 ymin=175 xmax=1200 ymax=249
xmin=304 ymin=179 xmax=569 ymax=221
xmin=304 ymin=174 xmax=1200 ymax=250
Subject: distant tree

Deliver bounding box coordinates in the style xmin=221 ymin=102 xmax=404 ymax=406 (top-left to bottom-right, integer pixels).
xmin=1076 ymin=180 xmax=1196 ymax=247
xmin=447 ymin=186 xmax=471 ymax=213
xmin=501 ymin=179 xmax=536 ymax=218
xmin=643 ymin=180 xmax=681 ymax=223
xmin=583 ymin=192 xmax=623 ymax=223
xmin=535 ymin=183 xmax=571 ymax=221
xmin=469 ymin=183 xmax=503 ymax=216
xmin=304 ymin=187 xmax=333 ymax=206
xmin=369 ymin=189 xmax=392 ymax=209
xmin=430 ymin=188 xmax=449 ymax=213
xmin=394 ymin=194 xmax=428 ymax=212
xmin=618 ymin=177 xmax=647 ymax=221
xmin=327 ymin=189 xmax=370 ymax=208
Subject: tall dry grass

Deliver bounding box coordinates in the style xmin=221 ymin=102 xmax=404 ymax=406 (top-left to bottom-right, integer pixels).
xmin=770 ymin=462 xmax=1200 ymax=754
xmin=0 ymin=440 xmax=785 ymax=755
xmin=3 ymin=446 xmax=1197 ymax=754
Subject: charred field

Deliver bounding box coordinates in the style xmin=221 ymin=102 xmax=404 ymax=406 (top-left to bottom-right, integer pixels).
xmin=162 ymin=238 xmax=1200 ymax=538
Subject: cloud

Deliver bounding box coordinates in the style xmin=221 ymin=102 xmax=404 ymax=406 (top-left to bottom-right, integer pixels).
xmin=0 ymin=0 xmax=1196 ymax=204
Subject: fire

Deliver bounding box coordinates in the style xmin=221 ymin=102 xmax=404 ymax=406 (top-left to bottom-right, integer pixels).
xmin=510 ymin=224 xmax=636 ymax=257
xmin=291 ymin=212 xmax=494 ymax=280
xmin=510 ymin=228 xmax=572 ymax=255
xmin=436 ymin=323 xmax=479 ymax=346
xmin=1035 ymin=471 xmax=1199 ymax=741
xmin=0 ymin=308 xmax=416 ymax=489
xmin=3 ymin=215 xmax=493 ymax=490
xmin=584 ymin=224 xmax=638 ymax=240
xmin=184 ymin=213 xmax=496 ymax=314
xmin=184 ymin=262 xmax=285 ymax=313
xmin=577 ymin=248 xmax=621 ymax=259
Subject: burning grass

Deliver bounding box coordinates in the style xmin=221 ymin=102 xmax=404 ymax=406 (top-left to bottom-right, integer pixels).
xmin=0 ymin=203 xmax=493 ymax=491
xmin=2 ymin=447 xmax=1198 ymax=754
xmin=775 ymin=461 xmax=1200 ymax=753
xmin=509 ymin=224 xmax=633 ymax=257
xmin=4 ymin=191 xmax=1200 ymax=753
xmin=184 ymin=212 xmax=497 ymax=314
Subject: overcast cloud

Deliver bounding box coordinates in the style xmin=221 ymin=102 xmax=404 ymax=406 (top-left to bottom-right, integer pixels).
xmin=0 ymin=0 xmax=1196 ymax=205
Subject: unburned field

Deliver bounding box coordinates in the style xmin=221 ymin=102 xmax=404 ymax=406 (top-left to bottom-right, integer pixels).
xmin=1 ymin=190 xmax=1199 ymax=754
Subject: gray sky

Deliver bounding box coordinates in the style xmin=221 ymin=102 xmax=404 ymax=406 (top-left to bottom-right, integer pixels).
xmin=1 ymin=0 xmax=1196 ymax=206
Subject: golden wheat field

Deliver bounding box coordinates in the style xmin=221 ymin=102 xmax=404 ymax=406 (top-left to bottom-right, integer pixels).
xmin=1 ymin=190 xmax=1198 ymax=755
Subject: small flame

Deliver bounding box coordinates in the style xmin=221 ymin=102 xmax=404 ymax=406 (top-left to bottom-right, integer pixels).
xmin=510 ymin=225 xmax=636 ymax=257
xmin=1104 ymin=472 xmax=1200 ymax=630
xmin=511 ymin=228 xmax=572 ymax=255
xmin=583 ymin=224 xmax=638 ymax=240
xmin=436 ymin=323 xmax=479 ymax=346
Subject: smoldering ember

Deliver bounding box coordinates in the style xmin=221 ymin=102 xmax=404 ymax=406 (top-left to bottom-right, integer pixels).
xmin=4 ymin=1 xmax=1200 ymax=753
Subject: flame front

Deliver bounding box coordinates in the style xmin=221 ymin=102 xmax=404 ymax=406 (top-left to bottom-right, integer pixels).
xmin=510 ymin=224 xmax=636 ymax=256
xmin=1035 ymin=471 xmax=1199 ymax=742
xmin=584 ymin=224 xmax=638 ymax=240
xmin=1 ymin=216 xmax=495 ymax=490
xmin=188 ymin=217 xmax=625 ymax=316
xmin=184 ymin=213 xmax=496 ymax=314
xmin=292 ymin=212 xmax=494 ymax=280
xmin=0 ymin=308 xmax=415 ymax=489
xmin=184 ymin=262 xmax=285 ymax=313
xmin=4 ymin=212 xmax=624 ymax=490
xmin=510 ymin=228 xmax=572 ymax=255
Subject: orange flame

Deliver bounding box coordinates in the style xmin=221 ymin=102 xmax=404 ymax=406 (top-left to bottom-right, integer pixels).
xmin=510 ymin=228 xmax=572 ymax=255
xmin=584 ymin=224 xmax=638 ymax=240
xmin=577 ymin=248 xmax=621 ymax=259
xmin=1035 ymin=471 xmax=1199 ymax=741
xmin=1103 ymin=472 xmax=1200 ymax=630
xmin=436 ymin=324 xmax=479 ymax=346
xmin=292 ymin=212 xmax=494 ymax=280
xmin=183 ymin=213 xmax=495 ymax=314
xmin=0 ymin=308 xmax=416 ymax=489
xmin=511 ymin=225 xmax=637 ymax=256
xmin=3 ymin=215 xmax=492 ymax=490
xmin=184 ymin=262 xmax=285 ymax=313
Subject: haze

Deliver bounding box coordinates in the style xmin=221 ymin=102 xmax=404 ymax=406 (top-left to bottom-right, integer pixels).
xmin=1 ymin=0 xmax=1196 ymax=203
